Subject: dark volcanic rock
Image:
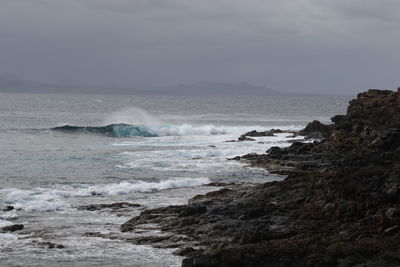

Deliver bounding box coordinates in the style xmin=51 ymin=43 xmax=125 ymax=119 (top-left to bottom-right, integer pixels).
xmin=37 ymin=242 xmax=65 ymax=249
xmin=77 ymin=202 xmax=141 ymax=211
xmin=2 ymin=224 xmax=24 ymax=232
xmin=173 ymin=247 xmax=197 ymax=256
xmin=122 ymin=89 xmax=400 ymax=266
xmin=2 ymin=206 xmax=14 ymax=211
xmin=238 ymin=129 xmax=287 ymax=142
xmin=179 ymin=204 xmax=207 ymax=217
xmin=297 ymin=120 xmax=332 ymax=139
xmin=238 ymin=135 xmax=255 ymax=141
xmin=242 ymin=130 xmax=275 ymax=137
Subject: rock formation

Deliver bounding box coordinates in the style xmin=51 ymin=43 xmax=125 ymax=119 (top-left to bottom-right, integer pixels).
xmin=297 ymin=120 xmax=332 ymax=139
xmin=122 ymin=89 xmax=400 ymax=266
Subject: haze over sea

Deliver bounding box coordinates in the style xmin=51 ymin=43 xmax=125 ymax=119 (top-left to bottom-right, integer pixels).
xmin=0 ymin=92 xmax=349 ymax=266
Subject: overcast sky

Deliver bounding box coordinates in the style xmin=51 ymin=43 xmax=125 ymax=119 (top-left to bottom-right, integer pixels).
xmin=0 ymin=0 xmax=399 ymax=94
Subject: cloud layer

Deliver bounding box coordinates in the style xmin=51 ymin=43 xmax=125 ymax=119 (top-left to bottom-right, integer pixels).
xmin=1 ymin=0 xmax=399 ymax=94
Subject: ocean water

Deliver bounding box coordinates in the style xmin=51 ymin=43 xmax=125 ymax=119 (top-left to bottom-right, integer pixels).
xmin=0 ymin=92 xmax=350 ymax=266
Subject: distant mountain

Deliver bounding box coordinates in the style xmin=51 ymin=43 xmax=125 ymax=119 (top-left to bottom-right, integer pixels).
xmin=0 ymin=76 xmax=279 ymax=96
xmin=0 ymin=76 xmax=56 ymax=93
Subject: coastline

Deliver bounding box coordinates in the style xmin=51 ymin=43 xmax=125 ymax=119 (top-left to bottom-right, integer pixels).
xmin=2 ymin=93 xmax=345 ymax=266
xmin=120 ymin=89 xmax=400 ymax=266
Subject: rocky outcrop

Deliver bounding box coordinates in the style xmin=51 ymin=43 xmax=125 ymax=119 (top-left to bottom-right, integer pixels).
xmin=237 ymin=135 xmax=256 ymax=141
xmin=122 ymin=89 xmax=400 ymax=266
xmin=297 ymin=120 xmax=332 ymax=139
xmin=238 ymin=129 xmax=289 ymax=141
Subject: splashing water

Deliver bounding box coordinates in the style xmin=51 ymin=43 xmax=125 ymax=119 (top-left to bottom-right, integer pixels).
xmin=103 ymin=107 xmax=162 ymax=126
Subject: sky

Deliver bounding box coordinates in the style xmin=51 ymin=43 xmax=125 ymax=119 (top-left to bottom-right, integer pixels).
xmin=0 ymin=0 xmax=399 ymax=94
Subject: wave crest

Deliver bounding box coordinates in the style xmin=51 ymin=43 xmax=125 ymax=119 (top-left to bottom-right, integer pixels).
xmin=52 ymin=124 xmax=156 ymax=137
xmin=51 ymin=123 xmax=229 ymax=137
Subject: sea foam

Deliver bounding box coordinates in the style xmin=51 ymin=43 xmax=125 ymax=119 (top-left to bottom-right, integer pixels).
xmin=0 ymin=177 xmax=210 ymax=212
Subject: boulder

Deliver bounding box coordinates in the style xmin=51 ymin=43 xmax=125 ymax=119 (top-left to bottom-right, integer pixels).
xmin=2 ymin=224 xmax=24 ymax=232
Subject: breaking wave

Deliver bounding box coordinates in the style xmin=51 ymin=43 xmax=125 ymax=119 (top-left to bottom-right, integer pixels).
xmin=51 ymin=123 xmax=230 ymax=137
xmin=0 ymin=177 xmax=211 ymax=212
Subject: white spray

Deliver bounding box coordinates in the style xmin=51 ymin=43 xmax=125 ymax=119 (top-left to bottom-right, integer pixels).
xmin=103 ymin=107 xmax=162 ymax=126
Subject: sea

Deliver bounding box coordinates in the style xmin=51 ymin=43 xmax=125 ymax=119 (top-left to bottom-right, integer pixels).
xmin=0 ymin=92 xmax=350 ymax=266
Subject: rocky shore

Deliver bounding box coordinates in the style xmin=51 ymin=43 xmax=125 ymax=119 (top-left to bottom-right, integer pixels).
xmin=121 ymin=89 xmax=400 ymax=266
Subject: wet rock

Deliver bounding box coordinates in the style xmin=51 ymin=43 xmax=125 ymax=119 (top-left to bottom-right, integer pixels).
xmin=77 ymin=202 xmax=141 ymax=211
xmin=37 ymin=242 xmax=65 ymax=249
xmin=2 ymin=206 xmax=14 ymax=211
xmin=189 ymin=188 xmax=237 ymax=205
xmin=84 ymin=232 xmax=119 ymax=240
xmin=173 ymin=247 xmax=196 ymax=256
xmin=205 ymin=182 xmax=235 ymax=187
xmin=2 ymin=224 xmax=24 ymax=232
xmin=386 ymin=208 xmax=400 ymax=220
xmin=297 ymin=120 xmax=332 ymax=139
xmin=185 ymin=256 xmax=217 ymax=267
xmin=237 ymin=135 xmax=255 ymax=141
xmin=382 ymin=183 xmax=400 ymax=199
xmin=242 ymin=130 xmax=275 ymax=137
xmin=237 ymin=129 xmax=287 ymax=142
xmin=179 ymin=204 xmax=207 ymax=217
xmin=384 ymin=225 xmax=399 ymax=234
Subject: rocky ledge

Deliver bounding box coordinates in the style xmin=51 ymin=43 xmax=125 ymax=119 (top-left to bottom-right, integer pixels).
xmin=121 ymin=89 xmax=400 ymax=266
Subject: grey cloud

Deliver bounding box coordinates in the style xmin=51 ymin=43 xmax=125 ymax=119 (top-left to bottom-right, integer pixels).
xmin=78 ymin=0 xmax=180 ymax=14
xmin=0 ymin=0 xmax=399 ymax=94
xmin=312 ymin=0 xmax=400 ymax=22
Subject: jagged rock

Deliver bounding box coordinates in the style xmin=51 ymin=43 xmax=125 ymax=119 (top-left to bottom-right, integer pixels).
xmin=297 ymin=120 xmax=332 ymax=139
